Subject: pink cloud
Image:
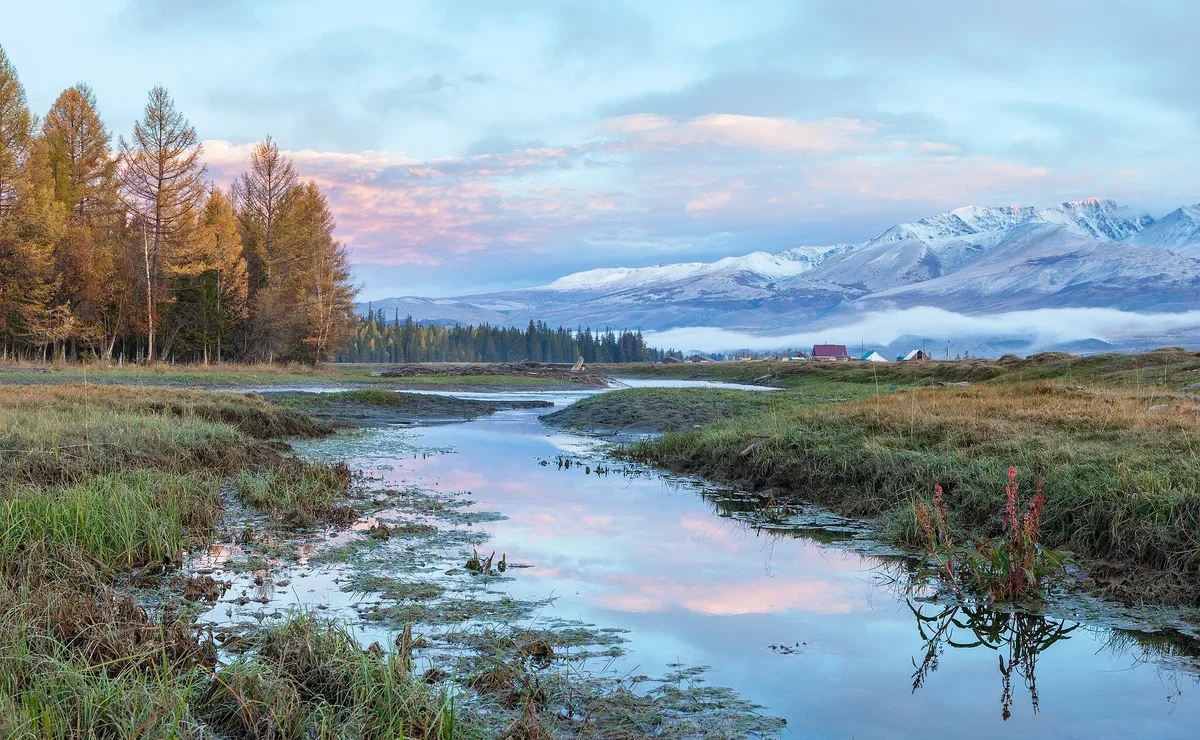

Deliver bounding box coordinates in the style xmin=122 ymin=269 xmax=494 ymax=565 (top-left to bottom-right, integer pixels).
xmin=595 ymin=573 xmax=864 ymax=616
xmin=198 ymin=112 xmax=1114 ymax=271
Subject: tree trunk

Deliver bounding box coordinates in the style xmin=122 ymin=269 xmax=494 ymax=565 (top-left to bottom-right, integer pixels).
xmin=142 ymin=225 xmax=155 ymax=363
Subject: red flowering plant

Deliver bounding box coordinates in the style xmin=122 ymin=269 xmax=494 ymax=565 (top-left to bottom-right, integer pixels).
xmin=914 ymin=467 xmax=1068 ymax=604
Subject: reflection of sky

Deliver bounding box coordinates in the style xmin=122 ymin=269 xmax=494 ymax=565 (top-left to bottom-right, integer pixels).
xmin=372 ymin=405 xmax=1200 ymax=739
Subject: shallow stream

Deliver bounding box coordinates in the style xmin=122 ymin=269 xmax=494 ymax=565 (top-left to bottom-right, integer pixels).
xmin=194 ymin=381 xmax=1200 ymax=738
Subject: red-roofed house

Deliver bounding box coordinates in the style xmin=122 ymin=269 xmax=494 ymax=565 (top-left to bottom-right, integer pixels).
xmin=811 ymin=344 xmax=850 ymax=361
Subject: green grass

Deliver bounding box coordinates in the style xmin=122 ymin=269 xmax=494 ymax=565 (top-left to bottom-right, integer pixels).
xmin=0 ymin=470 xmax=221 ymax=568
xmin=234 ymin=459 xmax=354 ymax=527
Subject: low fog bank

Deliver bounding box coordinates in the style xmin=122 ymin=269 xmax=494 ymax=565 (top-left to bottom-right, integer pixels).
xmin=643 ymin=307 xmax=1200 ymax=357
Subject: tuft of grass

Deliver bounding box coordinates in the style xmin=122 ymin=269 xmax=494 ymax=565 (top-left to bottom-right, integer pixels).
xmin=234 ymin=459 xmax=354 ymax=527
xmin=205 ymin=613 xmax=467 ymax=739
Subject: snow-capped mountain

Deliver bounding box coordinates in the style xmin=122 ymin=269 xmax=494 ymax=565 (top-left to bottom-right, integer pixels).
xmin=867 ymin=199 xmax=1151 ymax=245
xmin=543 ymin=244 xmax=852 ymax=293
xmin=360 ymin=198 xmax=1200 ymax=349
xmin=870 ymin=205 xmax=1037 ymax=244
xmin=863 ymin=223 xmax=1200 ymax=312
xmin=1126 ymin=204 xmax=1200 ymax=258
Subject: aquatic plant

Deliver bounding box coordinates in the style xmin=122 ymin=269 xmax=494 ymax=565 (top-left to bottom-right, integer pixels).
xmin=915 ymin=467 xmax=1068 ymax=604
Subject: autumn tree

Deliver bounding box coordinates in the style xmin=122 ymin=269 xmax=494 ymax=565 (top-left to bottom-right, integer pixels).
xmin=0 ymin=44 xmax=35 ymax=220
xmin=163 ymin=186 xmax=248 ymax=362
xmin=0 ymin=137 xmax=65 ymax=358
xmin=118 ymin=86 xmax=207 ymax=361
xmin=233 ymin=135 xmax=296 ymax=290
xmin=43 ymin=84 xmax=122 ymax=357
xmin=246 ymin=181 xmax=354 ymax=363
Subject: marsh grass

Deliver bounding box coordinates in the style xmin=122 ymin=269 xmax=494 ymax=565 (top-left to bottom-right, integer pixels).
xmin=0 ymin=385 xmax=328 ymax=485
xmin=0 ymin=545 xmax=214 ymax=739
xmin=0 ymin=470 xmax=221 ymax=568
xmin=0 ymin=381 xmax=479 ymax=737
xmin=235 ymin=459 xmax=355 ymax=527
xmin=207 ymin=613 xmax=466 ymax=739
xmin=630 ymin=380 xmax=1200 ymax=603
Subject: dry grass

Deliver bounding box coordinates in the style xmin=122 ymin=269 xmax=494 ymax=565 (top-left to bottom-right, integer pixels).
xmin=0 ymin=384 xmax=328 ymax=485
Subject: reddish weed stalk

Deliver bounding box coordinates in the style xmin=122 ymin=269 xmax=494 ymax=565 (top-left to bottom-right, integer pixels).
xmin=915 ymin=467 xmax=1063 ymax=604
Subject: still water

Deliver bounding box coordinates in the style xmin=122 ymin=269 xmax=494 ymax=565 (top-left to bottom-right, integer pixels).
xmin=215 ymin=382 xmax=1200 ymax=738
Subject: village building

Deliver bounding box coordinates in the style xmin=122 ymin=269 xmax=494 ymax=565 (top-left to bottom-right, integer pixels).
xmin=899 ymin=349 xmax=931 ymax=362
xmin=811 ymin=344 xmax=850 ymax=361
xmin=860 ymin=350 xmax=888 ymax=362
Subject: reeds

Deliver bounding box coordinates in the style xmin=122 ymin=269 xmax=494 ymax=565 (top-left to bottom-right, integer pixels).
xmin=0 ymin=470 xmax=221 ymax=567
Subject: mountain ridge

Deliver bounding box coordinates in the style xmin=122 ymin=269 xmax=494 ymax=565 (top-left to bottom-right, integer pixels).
xmin=359 ymin=198 xmax=1200 ymax=348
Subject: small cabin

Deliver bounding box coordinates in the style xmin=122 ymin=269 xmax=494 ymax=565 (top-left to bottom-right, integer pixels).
xmin=812 ymin=344 xmax=850 ymax=361
xmin=860 ymin=350 xmax=889 ymax=363
xmin=899 ymin=349 xmax=931 ymax=362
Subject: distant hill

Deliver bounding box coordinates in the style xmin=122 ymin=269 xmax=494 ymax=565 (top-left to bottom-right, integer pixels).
xmin=359 ymin=198 xmax=1200 ymax=352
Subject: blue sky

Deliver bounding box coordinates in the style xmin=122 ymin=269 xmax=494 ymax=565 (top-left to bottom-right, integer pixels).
xmin=6 ymin=0 xmax=1200 ymax=298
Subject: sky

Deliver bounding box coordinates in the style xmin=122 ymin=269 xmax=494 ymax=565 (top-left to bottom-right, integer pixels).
xmin=6 ymin=0 xmax=1200 ymax=299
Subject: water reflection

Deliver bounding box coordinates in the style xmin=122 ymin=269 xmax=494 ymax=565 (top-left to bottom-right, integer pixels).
xmin=295 ymin=399 xmax=1200 ymax=738
xmin=908 ymin=601 xmax=1079 ymax=720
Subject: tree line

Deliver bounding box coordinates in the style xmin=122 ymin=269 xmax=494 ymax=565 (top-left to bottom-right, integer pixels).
xmin=341 ymin=311 xmax=679 ymax=364
xmin=0 ymin=45 xmax=356 ymax=364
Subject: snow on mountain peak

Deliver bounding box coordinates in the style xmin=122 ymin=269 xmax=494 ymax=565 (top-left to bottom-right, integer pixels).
xmin=1125 ymin=202 xmax=1200 ymax=257
xmin=544 ymin=244 xmax=849 ymax=292
xmin=1034 ymin=199 xmax=1154 ymax=241
xmin=866 ymin=199 xmax=1155 ymax=245
xmin=870 ymin=205 xmax=1037 ymax=244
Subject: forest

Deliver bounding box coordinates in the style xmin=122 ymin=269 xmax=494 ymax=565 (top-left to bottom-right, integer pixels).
xmin=342 ymin=310 xmax=678 ymax=363
xmin=0 ymin=45 xmax=357 ymax=364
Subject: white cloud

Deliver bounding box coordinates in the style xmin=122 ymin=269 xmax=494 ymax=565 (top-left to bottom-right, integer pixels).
xmin=644 ymin=307 xmax=1200 ymax=353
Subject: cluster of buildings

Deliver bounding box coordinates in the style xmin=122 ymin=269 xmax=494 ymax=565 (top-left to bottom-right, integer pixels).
xmin=794 ymin=345 xmax=931 ymax=363
xmin=684 ymin=345 xmax=936 ymax=364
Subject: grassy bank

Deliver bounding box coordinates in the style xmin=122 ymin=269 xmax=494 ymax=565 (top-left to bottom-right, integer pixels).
xmin=599 ymin=347 xmax=1200 ymax=390
xmin=541 ymin=386 xmax=796 ymax=433
xmin=0 ymin=360 xmax=605 ymax=391
xmin=621 ymin=351 xmax=1200 ymax=605
xmin=0 ymin=383 xmax=481 ymax=738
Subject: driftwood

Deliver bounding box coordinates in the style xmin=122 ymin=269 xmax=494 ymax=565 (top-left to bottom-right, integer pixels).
xmin=0 ymin=365 xmax=52 ymax=374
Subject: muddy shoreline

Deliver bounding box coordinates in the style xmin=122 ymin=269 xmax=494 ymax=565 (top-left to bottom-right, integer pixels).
xmin=264 ymin=389 xmax=554 ymax=425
